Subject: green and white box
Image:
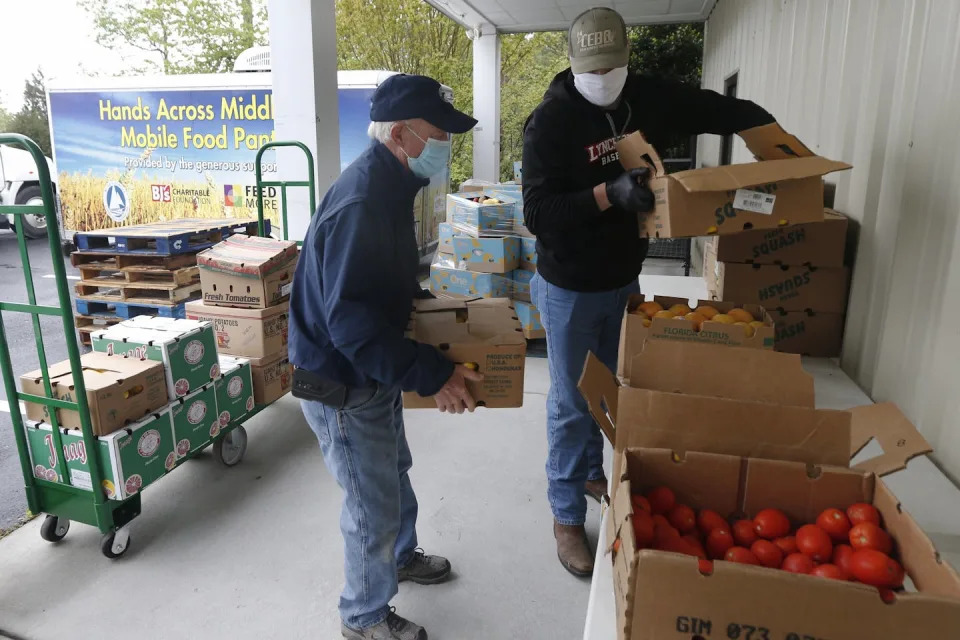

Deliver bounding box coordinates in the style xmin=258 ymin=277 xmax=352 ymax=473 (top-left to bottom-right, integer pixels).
xmin=171 ymin=382 xmax=219 ymax=461
xmin=92 ymin=317 xmax=220 ymax=401
xmin=215 ymin=355 xmax=255 ymax=427
xmin=24 ymin=410 xmax=175 ymax=501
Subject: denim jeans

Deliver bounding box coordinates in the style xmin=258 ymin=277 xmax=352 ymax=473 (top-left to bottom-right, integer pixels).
xmin=300 ymin=384 xmax=418 ymax=631
xmin=532 ymin=273 xmax=640 ymax=526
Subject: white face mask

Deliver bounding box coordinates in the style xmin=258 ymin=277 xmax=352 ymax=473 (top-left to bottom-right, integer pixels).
xmin=574 ymin=66 xmax=628 ymax=107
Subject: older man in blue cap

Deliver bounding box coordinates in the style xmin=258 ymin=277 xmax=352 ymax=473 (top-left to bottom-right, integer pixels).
xmin=288 ymin=74 xmax=481 ymax=640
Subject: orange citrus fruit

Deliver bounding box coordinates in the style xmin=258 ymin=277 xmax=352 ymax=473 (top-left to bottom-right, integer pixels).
xmin=637 ymin=301 xmax=664 ymax=318
xmin=711 ymin=314 xmax=736 ymax=325
xmin=684 ymin=312 xmax=707 ymax=331
xmin=695 ymin=305 xmax=719 ymax=319
xmin=728 ymin=308 xmax=755 ymax=323
xmin=669 ymin=303 xmax=692 ymax=316
xmin=735 ymin=321 xmax=756 ymax=338
xmin=653 ymin=310 xmax=676 ymax=320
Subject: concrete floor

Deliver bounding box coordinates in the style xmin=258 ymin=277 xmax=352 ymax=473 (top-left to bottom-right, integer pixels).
xmin=0 ymin=358 xmax=603 ymax=640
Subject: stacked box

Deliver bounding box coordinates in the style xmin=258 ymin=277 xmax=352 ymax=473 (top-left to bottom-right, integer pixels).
xmin=184 ymin=300 xmax=289 ymax=359
xmin=214 ymin=355 xmax=255 ymax=427
xmin=438 ymin=222 xmax=455 ymax=255
xmin=511 ymin=268 xmax=535 ymax=303
xmin=170 ymin=382 xmax=220 ymax=461
xmin=704 ymin=209 xmax=850 ymax=356
xmin=451 ymin=236 xmax=519 ymax=273
xmin=445 ymin=192 xmax=515 ymax=237
xmin=520 ymin=236 xmax=537 ymax=271
xmin=429 ymin=253 xmax=511 ymax=299
xmin=514 ymin=300 xmax=544 ymax=340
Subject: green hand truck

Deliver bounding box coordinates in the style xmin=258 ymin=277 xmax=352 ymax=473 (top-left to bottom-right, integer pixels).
xmin=0 ymin=133 xmax=265 ymax=558
xmin=255 ymin=141 xmax=317 ymax=243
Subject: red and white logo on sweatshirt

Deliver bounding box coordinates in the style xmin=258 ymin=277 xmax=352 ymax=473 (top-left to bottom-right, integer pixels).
xmin=585 ymin=136 xmax=620 ymax=166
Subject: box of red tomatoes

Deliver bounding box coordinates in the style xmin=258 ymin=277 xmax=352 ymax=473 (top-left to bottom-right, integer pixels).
xmin=579 ymin=344 xmax=960 ymax=640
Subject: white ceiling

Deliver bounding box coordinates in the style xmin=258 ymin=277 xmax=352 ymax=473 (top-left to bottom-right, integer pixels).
xmin=424 ymin=0 xmax=717 ymax=32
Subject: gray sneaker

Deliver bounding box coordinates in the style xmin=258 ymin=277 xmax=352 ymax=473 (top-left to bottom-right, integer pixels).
xmin=341 ymin=610 xmax=427 ymax=640
xmin=397 ymin=549 xmax=452 ymax=585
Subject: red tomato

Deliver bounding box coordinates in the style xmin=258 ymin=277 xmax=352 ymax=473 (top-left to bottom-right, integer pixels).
xmin=849 ymin=522 xmax=893 ymax=555
xmin=655 ymin=536 xmax=696 ymax=556
xmin=632 ymin=511 xmax=654 ymax=548
xmin=732 ymin=519 xmax=759 ymax=547
xmin=750 ymin=540 xmax=784 ymax=569
xmin=850 ymin=549 xmax=905 ymax=588
xmin=753 ymin=508 xmax=791 ymax=539
xmin=811 ymin=563 xmax=846 ymax=580
xmin=706 ymin=528 xmax=735 ymax=560
xmin=796 ymin=524 xmax=833 ymax=563
xmin=667 ymin=505 xmax=697 ymax=534
xmin=653 ymin=515 xmax=680 ymax=543
xmin=647 ymin=486 xmax=676 ymax=515
xmin=724 ymin=546 xmax=760 ymax=566
xmin=816 ymin=508 xmax=852 ymax=542
xmin=781 ymin=552 xmax=816 ymax=574
xmin=832 ymin=544 xmax=855 ymax=580
xmin=846 ymin=502 xmax=881 ymax=527
xmin=631 ymin=494 xmax=652 ymax=514
xmin=697 ymin=509 xmax=728 ymax=536
xmin=682 ymin=534 xmax=708 ymax=559
xmin=773 ymin=536 xmax=798 ymax=556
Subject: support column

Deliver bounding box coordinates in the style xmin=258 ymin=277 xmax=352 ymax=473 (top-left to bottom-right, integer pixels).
xmin=471 ymin=27 xmax=501 ymax=183
xmin=267 ymin=0 xmax=340 ymax=241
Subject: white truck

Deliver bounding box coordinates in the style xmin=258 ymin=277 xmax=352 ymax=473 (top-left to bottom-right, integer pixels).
xmin=0 ymin=144 xmax=57 ymax=238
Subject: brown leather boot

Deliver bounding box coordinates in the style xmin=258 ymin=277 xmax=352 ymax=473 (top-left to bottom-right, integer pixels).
xmin=554 ymin=521 xmax=594 ymax=577
xmin=585 ymin=477 xmax=608 ymax=503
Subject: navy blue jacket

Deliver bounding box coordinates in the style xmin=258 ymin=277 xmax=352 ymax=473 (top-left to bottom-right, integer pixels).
xmin=288 ymin=143 xmax=454 ymax=396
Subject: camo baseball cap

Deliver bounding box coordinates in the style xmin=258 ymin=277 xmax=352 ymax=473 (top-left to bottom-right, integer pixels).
xmin=568 ymin=7 xmax=630 ymax=74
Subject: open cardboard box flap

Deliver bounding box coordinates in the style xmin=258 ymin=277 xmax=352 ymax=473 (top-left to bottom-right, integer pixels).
xmin=22 ymin=351 xmax=159 ymax=391
xmin=850 ymin=402 xmax=933 ymax=476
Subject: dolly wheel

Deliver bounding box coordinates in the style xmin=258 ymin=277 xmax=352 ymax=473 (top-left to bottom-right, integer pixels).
xmin=101 ymin=528 xmax=131 ymax=559
xmin=215 ymin=425 xmax=247 ymax=467
xmin=40 ymin=515 xmax=70 ymax=542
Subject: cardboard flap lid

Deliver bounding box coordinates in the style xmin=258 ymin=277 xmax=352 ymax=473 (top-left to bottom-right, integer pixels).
xmin=197 ymin=235 xmax=298 ymax=275
xmin=626 ymin=341 xmax=814 ymax=407
xmin=578 ymin=352 xmax=620 ymax=445
xmin=668 ymin=156 xmax=851 ymax=193
xmin=849 ymin=402 xmax=933 ymax=476
xmin=738 ymin=122 xmax=816 ymax=160
xmin=23 ymin=352 xmax=159 ymax=390
xmin=615 ymin=131 xmax=666 ymax=177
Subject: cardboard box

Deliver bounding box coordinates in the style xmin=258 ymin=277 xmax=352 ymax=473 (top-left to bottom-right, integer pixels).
xmin=773 ymin=309 xmax=845 ymax=357
xmin=20 ymin=352 xmax=167 ymax=436
xmin=197 ymin=234 xmax=298 ymax=308
xmin=711 ymin=209 xmax=849 ymax=267
xmin=708 ymin=262 xmax=850 ymax=313
xmin=617 ymin=123 xmax=851 ymax=239
xmin=170 ymin=382 xmax=219 ymax=460
xmin=430 ymin=253 xmax=510 ymax=298
xmin=520 ymin=236 xmax=537 ymax=271
xmin=185 ymin=299 xmax=289 ymax=359
xmin=249 ymin=350 xmax=292 ymax=405
xmin=446 ymin=192 xmax=515 ymax=237
xmin=451 ymin=235 xmax=519 ymax=273
xmin=214 ymin=355 xmax=255 ymax=427
xmin=91 ymin=317 xmax=219 ymax=400
xmin=438 ymin=222 xmax=455 ymax=254
xmin=490 ymin=188 xmax=534 ymax=238
xmin=514 ymin=300 xmax=545 ymax=340
xmin=403 ymin=298 xmax=526 ymax=408
xmin=511 ymin=268 xmax=535 ymax=303
xmin=619 ymin=295 xmax=775 ymax=378
xmin=24 ymin=410 xmax=176 ymax=500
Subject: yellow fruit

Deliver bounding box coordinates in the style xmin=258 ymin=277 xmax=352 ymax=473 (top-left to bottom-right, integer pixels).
xmin=694 ymin=305 xmax=719 ymax=319
xmin=684 ymin=312 xmax=707 ymax=331
xmin=711 ymin=313 xmax=736 ymax=325
xmin=637 ymin=301 xmax=664 ymax=318
xmin=653 ymin=310 xmax=676 ymax=320
xmin=735 ymin=321 xmax=756 ymax=338
xmin=669 ymin=303 xmax=692 ymax=316
xmin=728 ymin=308 xmax=756 ymax=323
xmin=641 ymin=317 xmax=652 ymax=328
xmin=706 ymin=226 xmax=718 ymax=234
xmin=749 ymin=320 xmax=766 ymax=329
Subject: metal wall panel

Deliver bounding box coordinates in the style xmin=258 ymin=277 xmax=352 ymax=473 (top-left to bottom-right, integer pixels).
xmin=702 ymin=0 xmax=960 ymax=478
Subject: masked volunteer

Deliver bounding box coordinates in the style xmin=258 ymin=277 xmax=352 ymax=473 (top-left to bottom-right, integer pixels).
xmin=523 ymin=7 xmax=779 ymax=578
xmin=289 ymin=74 xmax=482 ymax=640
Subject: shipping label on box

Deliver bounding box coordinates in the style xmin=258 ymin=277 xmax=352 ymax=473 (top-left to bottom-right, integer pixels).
xmin=171 ymin=383 xmax=219 ymax=461
xmin=429 ymin=254 xmax=510 ymax=298
xmin=92 ymin=318 xmax=219 ymax=400
xmin=773 ymin=310 xmax=845 ymax=357
xmin=214 ymin=355 xmax=255 ymax=426
xmin=25 ymin=410 xmax=175 ymax=500
xmin=710 ymin=263 xmax=850 ymax=313
xmin=446 ymin=193 xmax=515 ymax=237
xmin=249 ymin=350 xmax=292 ymax=405
xmin=712 ymin=209 xmax=849 ymax=266
xmin=452 ymin=235 xmax=519 ymax=273
xmin=185 ymin=300 xmax=289 ymax=359
xmin=438 ymin=222 xmax=455 ymax=254
xmin=197 ymin=234 xmax=298 ymax=308
xmin=514 ymin=300 xmax=545 ymax=339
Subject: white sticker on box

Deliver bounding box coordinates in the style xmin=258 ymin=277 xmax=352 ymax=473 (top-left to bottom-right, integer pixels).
xmin=281 ymin=282 xmax=293 ymax=297
xmin=70 ymin=468 xmax=93 ymax=490
xmin=733 ymin=189 xmax=777 ymax=215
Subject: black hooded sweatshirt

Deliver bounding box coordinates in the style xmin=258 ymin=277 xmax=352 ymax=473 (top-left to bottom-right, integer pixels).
xmin=522 ymin=70 xmax=775 ymax=292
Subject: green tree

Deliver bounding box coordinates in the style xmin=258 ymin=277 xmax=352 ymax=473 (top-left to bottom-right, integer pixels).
xmin=80 ymin=0 xmax=267 ymax=74
xmin=6 ymin=70 xmax=51 ymax=155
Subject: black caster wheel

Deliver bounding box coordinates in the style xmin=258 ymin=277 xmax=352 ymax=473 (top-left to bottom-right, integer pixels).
xmin=101 ymin=528 xmax=131 ymax=559
xmin=214 ymin=425 xmax=247 ymax=467
xmin=39 ymin=515 xmax=70 ymax=542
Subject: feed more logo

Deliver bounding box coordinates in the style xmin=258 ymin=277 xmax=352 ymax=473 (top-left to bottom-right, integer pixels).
xmin=224 ymin=184 xmax=278 ymax=208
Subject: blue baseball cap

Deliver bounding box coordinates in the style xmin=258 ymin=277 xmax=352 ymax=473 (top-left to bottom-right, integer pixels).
xmin=370 ymin=74 xmax=477 ymax=134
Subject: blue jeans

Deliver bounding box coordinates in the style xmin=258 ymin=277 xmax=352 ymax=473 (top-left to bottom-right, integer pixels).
xmin=301 ymin=384 xmax=418 ymax=631
xmin=532 ymin=273 xmax=640 ymax=526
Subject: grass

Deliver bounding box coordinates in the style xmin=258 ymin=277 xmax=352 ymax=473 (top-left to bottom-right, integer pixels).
xmin=0 ymin=511 xmax=36 ymax=540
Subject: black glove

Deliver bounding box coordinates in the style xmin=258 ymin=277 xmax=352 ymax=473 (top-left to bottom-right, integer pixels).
xmin=605 ymin=167 xmax=654 ymax=213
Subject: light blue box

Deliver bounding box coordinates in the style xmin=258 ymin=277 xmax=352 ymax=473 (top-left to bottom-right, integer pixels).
xmin=512 ymin=268 xmax=535 ymax=302
xmin=513 ymin=161 xmax=523 ymax=183
xmin=446 ymin=192 xmax=515 ymax=237
xmin=520 ymin=236 xmax=537 ymax=270
xmin=438 ymin=222 xmax=455 ymax=254
xmin=430 ymin=254 xmax=510 ymax=298
xmin=514 ymin=300 xmax=544 ymax=339
xmin=451 ymin=236 xmax=519 ymax=273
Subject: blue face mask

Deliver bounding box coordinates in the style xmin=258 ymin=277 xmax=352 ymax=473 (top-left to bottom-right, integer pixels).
xmin=403 ymin=125 xmax=451 ymax=179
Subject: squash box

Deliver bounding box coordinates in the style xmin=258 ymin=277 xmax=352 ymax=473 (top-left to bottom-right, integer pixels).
xmin=214 ymin=355 xmax=255 ymax=427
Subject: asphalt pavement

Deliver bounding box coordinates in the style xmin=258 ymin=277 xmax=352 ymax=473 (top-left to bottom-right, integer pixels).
xmin=0 ymin=230 xmax=80 ymax=530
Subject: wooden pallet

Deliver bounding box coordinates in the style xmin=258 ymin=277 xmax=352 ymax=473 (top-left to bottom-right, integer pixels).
xmin=75 ymin=281 xmax=202 ymax=305
xmin=74 ymin=299 xmax=188 ymax=319
xmin=71 ymin=251 xmax=198 ymax=271
xmin=77 ymin=263 xmax=199 ymax=286
xmin=74 ymin=314 xmax=124 ymax=346
xmin=75 ymin=218 xmax=266 ymax=255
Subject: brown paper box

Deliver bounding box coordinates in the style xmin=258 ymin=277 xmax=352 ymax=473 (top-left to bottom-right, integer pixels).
xmin=617 ymin=123 xmax=851 ymax=239
xmin=402 ymin=298 xmax=526 ymax=409
xmin=185 ymin=300 xmax=289 ymax=359
xmin=197 ymin=235 xmax=299 ymax=309
xmin=249 ymin=349 xmax=292 ymax=405
xmin=773 ymin=310 xmax=845 ymax=356
xmin=20 ymin=352 xmax=167 ymax=436
xmin=708 ymin=262 xmax=850 ymax=313
xmin=711 ymin=209 xmax=849 ymax=267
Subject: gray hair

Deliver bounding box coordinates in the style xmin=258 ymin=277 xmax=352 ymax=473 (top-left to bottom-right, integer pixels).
xmin=368 ymin=120 xmax=401 ymax=144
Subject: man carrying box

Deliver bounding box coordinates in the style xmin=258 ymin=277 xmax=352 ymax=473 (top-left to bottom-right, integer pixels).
xmin=288 ymin=74 xmax=482 ymax=640
xmin=523 ymin=6 xmax=781 ymax=577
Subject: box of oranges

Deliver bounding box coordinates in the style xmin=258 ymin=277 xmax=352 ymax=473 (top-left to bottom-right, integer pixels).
xmin=619 ymin=294 xmax=775 ymax=379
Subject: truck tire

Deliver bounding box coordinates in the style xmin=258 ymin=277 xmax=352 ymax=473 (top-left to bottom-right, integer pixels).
xmin=15 ymin=185 xmax=49 ymax=239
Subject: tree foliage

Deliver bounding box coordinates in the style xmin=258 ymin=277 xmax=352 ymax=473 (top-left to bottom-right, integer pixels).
xmin=6 ymin=70 xmax=51 ymax=155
